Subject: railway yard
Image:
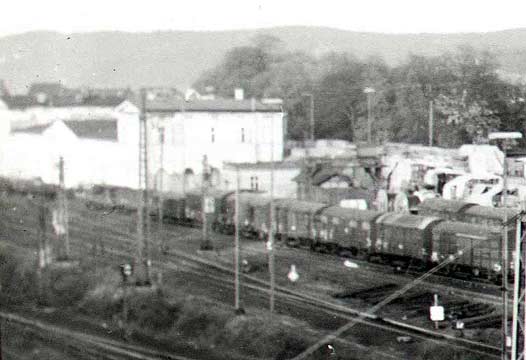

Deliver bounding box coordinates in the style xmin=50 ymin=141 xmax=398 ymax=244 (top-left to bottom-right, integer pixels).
xmin=0 ymin=189 xmax=508 ymax=359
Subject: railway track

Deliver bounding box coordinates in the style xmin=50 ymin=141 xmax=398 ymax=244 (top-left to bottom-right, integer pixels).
xmin=0 ymin=195 xmax=503 ymax=358
xmin=1 ymin=311 xmax=197 ymax=360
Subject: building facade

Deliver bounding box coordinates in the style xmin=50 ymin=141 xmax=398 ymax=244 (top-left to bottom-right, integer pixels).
xmin=144 ymin=97 xmax=284 ymax=193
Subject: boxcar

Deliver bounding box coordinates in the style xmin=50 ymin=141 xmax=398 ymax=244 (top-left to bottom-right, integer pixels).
xmin=463 ymin=205 xmax=520 ymax=228
xmin=236 ymin=193 xmax=271 ymax=239
xmin=431 ymin=221 xmax=504 ymax=281
xmin=375 ymin=213 xmax=443 ymax=269
xmin=417 ymin=198 xmax=476 ymax=221
xmin=276 ymin=199 xmax=328 ymax=247
xmin=154 ymin=192 xmax=186 ymax=224
xmin=184 ymin=189 xmax=228 ymax=228
xmin=315 ymin=206 xmax=384 ymax=257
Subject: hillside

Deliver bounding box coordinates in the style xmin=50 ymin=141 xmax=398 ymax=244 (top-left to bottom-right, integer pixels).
xmin=2 ymin=26 xmax=526 ymax=92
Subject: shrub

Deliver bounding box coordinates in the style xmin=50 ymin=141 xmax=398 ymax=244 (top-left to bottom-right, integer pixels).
xmin=0 ymin=247 xmax=37 ymax=305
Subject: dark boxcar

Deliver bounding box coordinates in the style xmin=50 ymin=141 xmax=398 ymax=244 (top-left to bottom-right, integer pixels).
xmin=237 ymin=193 xmax=271 ymax=239
xmin=184 ymin=189 xmax=232 ymax=228
xmin=463 ymin=205 xmax=520 ymax=228
xmin=277 ymin=199 xmax=327 ymax=247
xmin=315 ymin=206 xmax=384 ymax=257
xmin=431 ymin=221 xmax=504 ymax=280
xmin=152 ymin=192 xmax=186 ymax=223
xmin=376 ymin=213 xmax=443 ymax=269
xmin=112 ymin=186 xmax=139 ymax=213
xmin=417 ymin=198 xmax=476 ymax=220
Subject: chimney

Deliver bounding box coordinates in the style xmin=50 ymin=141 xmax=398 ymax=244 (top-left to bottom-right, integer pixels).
xmin=235 ymin=88 xmax=244 ymax=101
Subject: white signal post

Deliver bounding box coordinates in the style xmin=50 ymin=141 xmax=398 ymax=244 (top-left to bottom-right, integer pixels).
xmin=430 ymin=294 xmax=444 ymax=330
xmin=488 ymin=131 xmax=522 ymax=360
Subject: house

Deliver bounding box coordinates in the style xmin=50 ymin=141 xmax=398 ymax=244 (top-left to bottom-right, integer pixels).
xmin=1 ymin=118 xmax=138 ymax=189
xmin=222 ymin=161 xmax=302 ymax=198
xmin=293 ymin=159 xmax=379 ymax=207
xmin=143 ymin=93 xmax=284 ymax=193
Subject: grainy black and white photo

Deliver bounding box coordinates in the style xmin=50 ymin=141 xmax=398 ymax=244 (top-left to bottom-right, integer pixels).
xmin=2 ymin=1 xmax=526 ymax=359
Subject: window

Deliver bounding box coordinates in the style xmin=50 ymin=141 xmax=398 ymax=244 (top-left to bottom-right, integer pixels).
xmin=250 ymin=176 xmax=259 ymax=191
xmin=241 ymin=128 xmax=245 ymax=143
xmin=211 ymin=128 xmax=215 ymax=143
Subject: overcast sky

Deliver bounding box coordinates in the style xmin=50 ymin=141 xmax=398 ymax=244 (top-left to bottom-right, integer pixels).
xmin=1 ymin=0 xmax=526 ymax=36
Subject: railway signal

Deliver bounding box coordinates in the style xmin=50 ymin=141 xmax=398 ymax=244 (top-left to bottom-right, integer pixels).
xmin=429 ymin=294 xmax=444 ymax=330
xmin=136 ymin=88 xmax=151 ymax=286
xmin=488 ymin=131 xmax=523 ymax=360
xmin=201 ymin=155 xmax=213 ymax=250
xmin=288 ymin=265 xmax=299 ymax=283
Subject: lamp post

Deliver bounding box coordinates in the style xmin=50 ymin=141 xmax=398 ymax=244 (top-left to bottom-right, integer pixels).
xmin=158 ymin=127 xmax=165 ymax=254
xmin=488 ymin=131 xmax=522 ymax=360
xmin=364 ymin=87 xmax=375 ymax=144
xmin=302 ymin=93 xmax=315 ymax=142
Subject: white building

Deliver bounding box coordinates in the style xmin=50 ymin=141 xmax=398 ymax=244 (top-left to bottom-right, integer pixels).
xmin=144 ymin=96 xmax=285 ymax=192
xmin=0 ymin=117 xmax=139 ymax=189
xmin=222 ymin=161 xmax=301 ymax=198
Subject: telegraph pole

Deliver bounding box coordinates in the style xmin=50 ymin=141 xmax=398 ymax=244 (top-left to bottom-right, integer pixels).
xmin=234 ymin=165 xmax=244 ymax=314
xmin=201 ymin=155 xmax=213 ymax=250
xmin=136 ymin=88 xmax=151 ymax=285
xmin=158 ymin=127 xmax=165 ymax=253
xmin=489 ymin=132 xmax=523 ymax=360
xmin=510 ymin=216 xmax=524 ymax=360
xmin=429 ymin=100 xmax=434 ymax=147
xmin=57 ymin=156 xmax=70 ymax=259
xmin=364 ymin=88 xmax=375 ymax=144
xmin=268 ymin=112 xmax=276 ymax=315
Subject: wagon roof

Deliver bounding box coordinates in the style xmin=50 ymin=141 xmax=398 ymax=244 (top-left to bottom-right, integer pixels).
xmin=276 ymin=198 xmax=327 ymax=213
xmin=322 ymin=206 xmax=384 ymax=222
xmin=418 ymin=198 xmax=476 ymax=213
xmin=239 ymin=193 xmax=272 ymax=207
xmin=432 ymin=221 xmax=500 ymax=238
xmin=463 ymin=205 xmax=521 ymax=222
xmin=377 ymin=213 xmax=442 ymax=230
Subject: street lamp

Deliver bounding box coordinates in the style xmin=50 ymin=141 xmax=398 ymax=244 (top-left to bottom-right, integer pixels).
xmin=302 ymin=93 xmax=315 ymax=143
xmin=488 ymin=131 xmax=522 ymax=360
xmin=363 ymin=88 xmax=376 ymax=144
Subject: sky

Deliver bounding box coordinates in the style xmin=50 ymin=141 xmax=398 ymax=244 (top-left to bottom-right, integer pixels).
xmin=1 ymin=0 xmax=526 ymax=36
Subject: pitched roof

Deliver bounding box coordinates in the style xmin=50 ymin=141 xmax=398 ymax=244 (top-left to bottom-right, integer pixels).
xmin=11 ymin=123 xmax=51 ymax=134
xmin=144 ymin=97 xmax=282 ymax=113
xmin=28 ymin=82 xmax=64 ymax=97
xmin=2 ymin=95 xmax=38 ymax=110
xmin=63 ymin=119 xmax=118 ymax=141
xmin=11 ymin=119 xmax=118 ymax=141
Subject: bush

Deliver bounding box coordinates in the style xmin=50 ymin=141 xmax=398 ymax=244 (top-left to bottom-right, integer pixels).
xmin=78 ymin=268 xmax=123 ymax=319
xmin=222 ymin=314 xmax=308 ymax=358
xmin=44 ymin=267 xmax=93 ymax=308
xmin=0 ymin=247 xmax=37 ymax=305
xmin=128 ymin=289 xmax=178 ymax=330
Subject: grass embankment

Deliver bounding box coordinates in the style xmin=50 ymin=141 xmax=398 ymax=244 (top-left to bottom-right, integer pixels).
xmin=0 ymin=245 xmax=311 ymax=359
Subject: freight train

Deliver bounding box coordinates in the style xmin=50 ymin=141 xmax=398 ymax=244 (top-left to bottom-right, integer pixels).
xmin=1 ymin=178 xmax=520 ymax=283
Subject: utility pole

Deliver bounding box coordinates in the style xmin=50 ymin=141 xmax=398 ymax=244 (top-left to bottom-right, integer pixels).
xmin=57 ymin=156 xmax=69 ymax=260
xmin=364 ymin=88 xmax=376 ymax=144
xmin=429 ymin=100 xmax=434 ymax=147
xmin=268 ymin=111 xmax=276 ymax=315
xmin=234 ymin=165 xmax=244 ymax=314
xmin=489 ymin=132 xmax=523 ymax=360
xmin=136 ymin=88 xmax=151 ymax=285
xmin=158 ymin=127 xmax=165 ymax=253
xmin=510 ymin=216 xmax=525 ymax=360
xmin=37 ymin=198 xmax=49 ymax=303
xmin=301 ymin=93 xmax=315 ymax=142
xmin=201 ymin=155 xmax=213 ymax=250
